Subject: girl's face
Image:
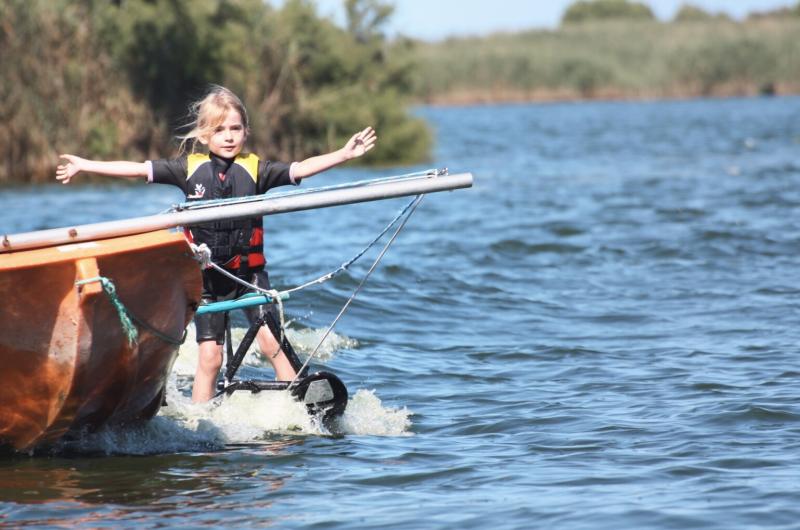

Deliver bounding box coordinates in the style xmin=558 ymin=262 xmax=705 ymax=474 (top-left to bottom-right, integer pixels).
xmin=201 ymin=110 xmax=246 ymax=158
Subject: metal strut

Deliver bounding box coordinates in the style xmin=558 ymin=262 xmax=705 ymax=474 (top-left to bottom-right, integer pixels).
xmin=219 ymin=312 xmax=307 ymax=387
xmin=215 ymin=311 xmax=347 ymax=428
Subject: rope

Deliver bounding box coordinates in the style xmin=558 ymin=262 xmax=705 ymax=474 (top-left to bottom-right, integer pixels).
xmin=129 ymin=310 xmax=187 ymax=346
xmin=75 ymin=276 xmax=186 ymax=346
xmin=75 ymin=276 xmax=137 ymax=345
xmin=283 ymin=194 xmax=421 ymax=295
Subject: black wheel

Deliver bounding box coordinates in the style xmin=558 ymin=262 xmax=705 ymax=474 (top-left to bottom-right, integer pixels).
xmin=290 ymin=371 xmax=348 ymax=428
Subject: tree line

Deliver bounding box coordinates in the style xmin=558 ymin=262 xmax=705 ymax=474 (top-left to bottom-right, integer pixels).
xmin=561 ymin=0 xmax=800 ymax=24
xmin=0 ymin=0 xmax=430 ymax=184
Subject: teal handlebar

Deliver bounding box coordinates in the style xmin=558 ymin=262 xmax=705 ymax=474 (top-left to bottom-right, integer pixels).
xmin=195 ymin=291 xmax=290 ymax=315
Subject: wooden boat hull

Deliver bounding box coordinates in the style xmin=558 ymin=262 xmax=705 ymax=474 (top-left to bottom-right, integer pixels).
xmin=0 ymin=230 xmax=201 ymax=451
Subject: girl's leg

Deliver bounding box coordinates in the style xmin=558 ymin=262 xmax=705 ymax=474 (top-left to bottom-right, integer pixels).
xmin=246 ymin=269 xmax=298 ymax=381
xmin=255 ymin=327 xmax=297 ymax=381
xmin=193 ymin=340 xmax=224 ymax=402
xmin=193 ymin=268 xmax=230 ymax=402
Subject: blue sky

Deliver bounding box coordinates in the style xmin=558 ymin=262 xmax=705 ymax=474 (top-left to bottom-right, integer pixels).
xmin=304 ymin=0 xmax=796 ymax=40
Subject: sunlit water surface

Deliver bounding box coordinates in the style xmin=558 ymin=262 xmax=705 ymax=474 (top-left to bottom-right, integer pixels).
xmin=2 ymin=97 xmax=800 ymax=529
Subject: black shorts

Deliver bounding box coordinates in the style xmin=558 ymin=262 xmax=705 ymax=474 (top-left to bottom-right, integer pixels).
xmin=194 ymin=268 xmax=280 ymax=344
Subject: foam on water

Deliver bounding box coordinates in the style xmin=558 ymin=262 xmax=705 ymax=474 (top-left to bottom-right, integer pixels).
xmin=163 ymin=379 xmax=317 ymax=439
xmin=338 ymin=389 xmax=413 ymax=436
xmin=286 ymin=327 xmax=359 ymax=362
xmin=55 ymin=324 xmax=408 ymax=455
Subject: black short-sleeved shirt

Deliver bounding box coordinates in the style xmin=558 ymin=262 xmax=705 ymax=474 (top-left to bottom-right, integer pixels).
xmin=148 ymin=154 xmax=295 ymax=196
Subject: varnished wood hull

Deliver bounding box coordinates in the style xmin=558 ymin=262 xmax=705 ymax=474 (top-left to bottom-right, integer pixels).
xmin=0 ymin=230 xmax=201 ymax=451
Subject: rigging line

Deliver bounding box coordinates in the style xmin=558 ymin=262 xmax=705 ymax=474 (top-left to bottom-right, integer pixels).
xmin=288 ymin=193 xmax=426 ymax=390
xmin=283 ymin=195 xmax=420 ymax=294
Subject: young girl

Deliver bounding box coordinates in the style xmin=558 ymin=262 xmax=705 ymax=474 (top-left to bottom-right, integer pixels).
xmin=56 ymin=85 xmax=377 ymax=403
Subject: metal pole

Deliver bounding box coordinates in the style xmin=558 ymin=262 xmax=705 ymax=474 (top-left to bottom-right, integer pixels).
xmin=1 ymin=173 xmax=473 ymax=253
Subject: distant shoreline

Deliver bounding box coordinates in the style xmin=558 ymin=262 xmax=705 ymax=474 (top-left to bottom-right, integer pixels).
xmin=410 ymin=18 xmax=800 ymax=111
xmin=415 ymin=83 xmax=800 ymax=107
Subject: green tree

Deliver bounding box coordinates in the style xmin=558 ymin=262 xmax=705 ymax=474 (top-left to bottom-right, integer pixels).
xmin=562 ymin=0 xmax=656 ymax=25
xmin=107 ymin=0 xmax=429 ymax=165
xmin=346 ymin=0 xmax=393 ymax=43
xmin=746 ymin=2 xmax=800 ymax=20
xmin=673 ymin=4 xmax=732 ymax=23
xmin=102 ymin=0 xmax=263 ymax=126
xmin=249 ymin=0 xmax=430 ymax=164
xmin=0 ymin=0 xmax=431 ymax=183
xmin=673 ymin=4 xmax=713 ymax=22
xmin=0 ymin=0 xmax=156 ymax=183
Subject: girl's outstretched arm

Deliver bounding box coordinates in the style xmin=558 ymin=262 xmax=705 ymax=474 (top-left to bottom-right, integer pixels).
xmin=56 ymin=154 xmax=148 ymax=184
xmin=291 ymin=126 xmax=377 ymax=181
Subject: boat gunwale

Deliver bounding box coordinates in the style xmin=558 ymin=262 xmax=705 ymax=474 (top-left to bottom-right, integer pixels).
xmin=0 ymin=230 xmax=193 ymax=271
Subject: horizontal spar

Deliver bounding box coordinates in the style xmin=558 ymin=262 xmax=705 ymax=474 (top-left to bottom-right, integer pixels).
xmin=1 ymin=172 xmax=473 ymax=253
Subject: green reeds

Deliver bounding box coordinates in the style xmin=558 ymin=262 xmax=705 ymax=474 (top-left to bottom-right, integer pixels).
xmin=409 ymin=17 xmax=800 ymax=104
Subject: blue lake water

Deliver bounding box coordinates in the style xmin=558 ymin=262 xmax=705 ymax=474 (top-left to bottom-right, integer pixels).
xmin=2 ymin=96 xmax=800 ymax=529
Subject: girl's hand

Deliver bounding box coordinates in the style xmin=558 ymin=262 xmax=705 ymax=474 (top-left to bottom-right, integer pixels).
xmin=342 ymin=127 xmax=377 ymax=160
xmin=56 ymin=154 xmax=85 ymax=184
xmin=291 ymin=127 xmax=378 ymax=180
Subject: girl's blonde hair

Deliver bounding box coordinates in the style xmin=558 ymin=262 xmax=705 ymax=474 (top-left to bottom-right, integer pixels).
xmin=178 ymin=85 xmax=249 ymax=154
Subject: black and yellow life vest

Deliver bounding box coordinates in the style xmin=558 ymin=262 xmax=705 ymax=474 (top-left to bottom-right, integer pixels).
xmin=184 ymin=153 xmax=266 ymax=271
